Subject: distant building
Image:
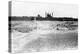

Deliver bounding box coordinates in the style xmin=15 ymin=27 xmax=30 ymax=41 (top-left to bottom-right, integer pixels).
xmin=45 ymin=12 xmax=53 ymax=18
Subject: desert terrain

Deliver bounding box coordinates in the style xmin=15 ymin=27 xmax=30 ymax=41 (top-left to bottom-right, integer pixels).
xmin=10 ymin=21 xmax=78 ymax=53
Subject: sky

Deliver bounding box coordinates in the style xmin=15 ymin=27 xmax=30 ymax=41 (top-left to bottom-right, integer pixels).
xmin=12 ymin=1 xmax=78 ymax=18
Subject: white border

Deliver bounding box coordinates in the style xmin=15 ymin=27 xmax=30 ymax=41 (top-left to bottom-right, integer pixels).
xmin=0 ymin=0 xmax=80 ymax=54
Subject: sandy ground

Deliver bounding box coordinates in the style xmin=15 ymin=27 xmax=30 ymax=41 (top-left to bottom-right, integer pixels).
xmin=10 ymin=21 xmax=78 ymax=53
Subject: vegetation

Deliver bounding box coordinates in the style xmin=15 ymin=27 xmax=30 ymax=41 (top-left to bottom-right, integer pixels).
xmin=9 ymin=13 xmax=78 ymax=21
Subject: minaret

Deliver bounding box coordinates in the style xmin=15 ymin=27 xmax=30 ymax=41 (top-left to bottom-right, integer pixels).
xmin=52 ymin=13 xmax=53 ymax=17
xmin=45 ymin=12 xmax=47 ymax=17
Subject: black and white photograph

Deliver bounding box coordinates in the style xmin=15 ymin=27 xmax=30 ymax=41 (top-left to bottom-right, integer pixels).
xmin=9 ymin=1 xmax=78 ymax=53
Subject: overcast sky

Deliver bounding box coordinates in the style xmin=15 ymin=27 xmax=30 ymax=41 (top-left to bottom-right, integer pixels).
xmin=12 ymin=1 xmax=78 ymax=18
